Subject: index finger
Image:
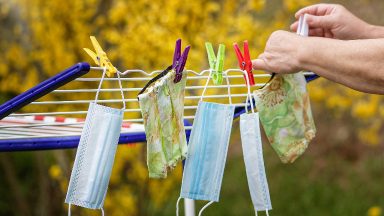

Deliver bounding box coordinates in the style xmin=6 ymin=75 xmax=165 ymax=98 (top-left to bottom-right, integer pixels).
xmin=295 ymin=4 xmax=333 ymax=18
xmin=290 ymin=21 xmax=299 ymax=32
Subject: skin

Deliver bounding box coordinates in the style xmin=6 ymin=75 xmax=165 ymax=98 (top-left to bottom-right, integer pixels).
xmin=252 ymin=4 xmax=384 ymax=94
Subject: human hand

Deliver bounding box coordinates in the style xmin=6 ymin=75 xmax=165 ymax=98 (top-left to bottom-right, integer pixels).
xmin=291 ymin=4 xmax=371 ymax=40
xmin=252 ymin=30 xmax=305 ymax=74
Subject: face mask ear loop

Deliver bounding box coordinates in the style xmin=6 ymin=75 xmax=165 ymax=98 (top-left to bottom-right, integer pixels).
xmin=225 ymin=72 xmax=232 ymax=105
xmin=176 ymin=197 xmax=182 ymax=216
xmin=101 ymin=207 xmax=105 ymax=216
xmin=244 ymin=70 xmax=254 ymax=113
xmin=200 ymin=69 xmax=212 ymax=102
xmin=198 ymin=201 xmax=214 ymax=216
xmin=245 ymin=93 xmax=249 ymax=113
xmin=68 ymin=204 xmax=71 ymax=216
xmin=266 ymin=210 xmax=270 ymax=216
xmin=116 ymin=72 xmax=126 ymax=110
xmin=94 ymin=67 xmax=107 ymax=104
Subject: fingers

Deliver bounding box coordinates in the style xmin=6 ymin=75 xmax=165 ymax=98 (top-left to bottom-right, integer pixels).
xmin=252 ymin=59 xmax=268 ymax=71
xmin=290 ymin=21 xmax=299 ymax=32
xmin=308 ymin=28 xmax=324 ymax=37
xmin=324 ymin=30 xmax=334 ymax=38
xmin=305 ymin=14 xmax=333 ymax=29
xmin=252 ymin=58 xmax=274 ymax=74
xmin=295 ymin=3 xmax=333 ymax=18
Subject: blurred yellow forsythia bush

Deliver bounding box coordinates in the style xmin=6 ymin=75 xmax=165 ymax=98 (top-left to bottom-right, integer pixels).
xmin=0 ymin=0 xmax=383 ymax=215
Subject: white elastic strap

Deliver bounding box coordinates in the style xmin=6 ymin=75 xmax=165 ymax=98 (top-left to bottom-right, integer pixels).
xmin=200 ymin=70 xmax=212 ymax=102
xmin=67 ymin=204 xmax=105 ymax=216
xmin=255 ymin=209 xmax=269 ymax=216
xmin=201 ymin=70 xmax=232 ymax=104
xmin=225 ymin=73 xmax=232 ymax=105
xmin=176 ymin=197 xmax=182 ymax=216
xmin=243 ymin=70 xmax=254 ymax=113
xmin=297 ymin=14 xmax=309 ymax=37
xmin=198 ymin=201 xmax=214 ymax=216
xmin=95 ymin=67 xmax=126 ymax=109
xmin=296 ymin=15 xmax=302 ymax=35
xmin=116 ymin=72 xmax=126 ymax=110
xmin=94 ymin=67 xmax=107 ymax=103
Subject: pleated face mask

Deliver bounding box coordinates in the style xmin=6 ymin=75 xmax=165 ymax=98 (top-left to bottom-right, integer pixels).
xmin=177 ymin=72 xmax=235 ymax=216
xmin=253 ymin=73 xmax=316 ymax=163
xmin=138 ymin=66 xmax=188 ymax=178
xmin=240 ymin=74 xmax=272 ymax=215
xmin=65 ymin=68 xmax=125 ymax=214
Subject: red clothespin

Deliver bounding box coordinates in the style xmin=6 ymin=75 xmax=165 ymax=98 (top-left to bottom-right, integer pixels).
xmin=233 ymin=41 xmax=255 ymax=86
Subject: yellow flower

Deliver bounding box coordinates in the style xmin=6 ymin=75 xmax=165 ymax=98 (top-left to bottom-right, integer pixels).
xmin=358 ymin=120 xmax=382 ymax=146
xmin=308 ymin=84 xmax=326 ymax=102
xmin=49 ymin=165 xmax=62 ymax=180
xmin=249 ymin=0 xmax=266 ymax=12
xmin=368 ymin=206 xmax=382 ymax=216
xmin=326 ymin=95 xmax=351 ymax=110
xmin=352 ymin=97 xmax=378 ymax=119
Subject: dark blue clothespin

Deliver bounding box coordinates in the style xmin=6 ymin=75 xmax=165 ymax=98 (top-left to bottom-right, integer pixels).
xmin=172 ymin=39 xmax=190 ymax=83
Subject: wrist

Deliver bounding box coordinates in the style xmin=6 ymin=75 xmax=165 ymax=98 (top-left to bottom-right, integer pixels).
xmin=363 ymin=24 xmax=384 ymax=39
xmin=296 ymin=37 xmax=313 ymax=71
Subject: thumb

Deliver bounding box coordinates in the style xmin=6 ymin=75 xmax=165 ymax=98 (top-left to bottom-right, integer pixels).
xmin=305 ymin=14 xmax=333 ymax=29
xmin=252 ymin=59 xmax=269 ymax=71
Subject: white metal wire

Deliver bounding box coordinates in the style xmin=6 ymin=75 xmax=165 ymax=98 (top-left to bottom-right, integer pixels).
xmin=0 ymin=66 xmax=316 ymax=140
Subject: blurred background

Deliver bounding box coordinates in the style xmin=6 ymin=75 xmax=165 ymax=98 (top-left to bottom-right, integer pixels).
xmin=0 ymin=0 xmax=383 ymax=215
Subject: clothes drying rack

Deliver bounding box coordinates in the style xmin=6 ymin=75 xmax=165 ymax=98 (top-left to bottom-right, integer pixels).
xmin=0 ymin=62 xmax=318 ymax=216
xmin=0 ymin=62 xmax=318 ymax=151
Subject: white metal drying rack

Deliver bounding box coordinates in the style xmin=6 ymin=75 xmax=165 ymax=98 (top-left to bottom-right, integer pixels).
xmin=0 ymin=66 xmax=315 ymax=141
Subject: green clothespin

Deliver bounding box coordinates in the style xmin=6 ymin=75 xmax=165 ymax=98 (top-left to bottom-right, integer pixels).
xmin=205 ymin=42 xmax=225 ymax=85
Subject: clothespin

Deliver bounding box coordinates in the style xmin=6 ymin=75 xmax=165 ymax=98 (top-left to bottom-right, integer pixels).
xmin=297 ymin=14 xmax=309 ymax=36
xmin=83 ymin=36 xmax=117 ymax=77
xmin=233 ymin=40 xmax=255 ymax=86
xmin=172 ymin=39 xmax=191 ymax=83
xmin=205 ymin=42 xmax=225 ymax=85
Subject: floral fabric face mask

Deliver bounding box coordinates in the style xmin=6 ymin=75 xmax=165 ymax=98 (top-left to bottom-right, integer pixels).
xmin=253 ymin=73 xmax=316 ymax=163
xmin=138 ymin=67 xmax=188 ymax=178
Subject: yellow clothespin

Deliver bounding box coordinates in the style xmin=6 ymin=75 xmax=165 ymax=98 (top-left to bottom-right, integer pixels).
xmin=83 ymin=36 xmax=117 ymax=77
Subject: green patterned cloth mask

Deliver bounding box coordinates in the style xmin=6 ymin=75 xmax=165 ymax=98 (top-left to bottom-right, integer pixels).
xmin=138 ymin=69 xmax=188 ymax=178
xmin=253 ymin=73 xmax=316 ymax=163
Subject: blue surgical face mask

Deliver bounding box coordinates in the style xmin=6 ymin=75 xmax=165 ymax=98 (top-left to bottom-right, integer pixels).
xmin=240 ymin=74 xmax=272 ymax=215
xmin=65 ymin=68 xmax=125 ymax=215
xmin=177 ymin=72 xmax=234 ymax=216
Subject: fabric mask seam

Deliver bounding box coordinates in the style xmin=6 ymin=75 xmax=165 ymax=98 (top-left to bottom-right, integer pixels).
xmin=155 ymin=91 xmax=168 ymax=176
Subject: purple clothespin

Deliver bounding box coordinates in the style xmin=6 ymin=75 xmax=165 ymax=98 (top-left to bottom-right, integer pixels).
xmin=172 ymin=39 xmax=190 ymax=83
